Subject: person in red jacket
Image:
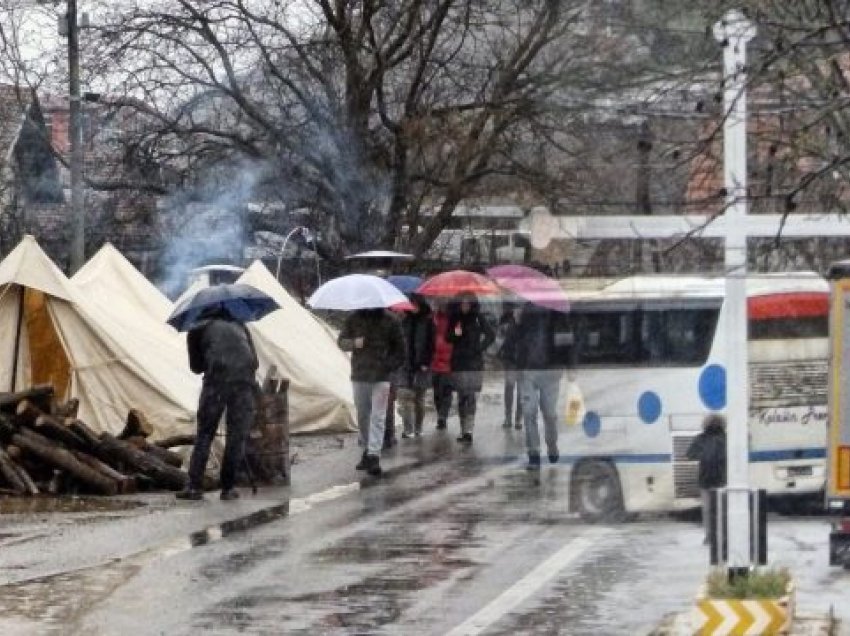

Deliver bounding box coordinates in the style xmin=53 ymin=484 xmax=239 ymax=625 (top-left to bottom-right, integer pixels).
xmin=430 ymin=302 xmax=454 ymax=430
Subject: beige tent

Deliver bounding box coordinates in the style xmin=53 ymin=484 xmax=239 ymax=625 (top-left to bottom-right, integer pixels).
xmin=237 ymin=261 xmax=356 ymax=434
xmin=0 ymin=236 xmax=199 ymax=437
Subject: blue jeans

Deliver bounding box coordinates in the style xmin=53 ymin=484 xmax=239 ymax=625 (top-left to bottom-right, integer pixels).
xmin=521 ymin=369 xmax=563 ymax=455
xmin=352 ymin=381 xmax=390 ymax=455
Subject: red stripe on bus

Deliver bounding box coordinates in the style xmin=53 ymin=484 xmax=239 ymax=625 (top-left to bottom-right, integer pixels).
xmin=748 ymin=292 xmax=829 ymax=320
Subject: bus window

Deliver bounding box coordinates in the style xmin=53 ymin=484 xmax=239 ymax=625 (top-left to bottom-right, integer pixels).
xmin=641 ymin=308 xmax=719 ymax=365
xmin=574 ymin=305 xmax=719 ymax=367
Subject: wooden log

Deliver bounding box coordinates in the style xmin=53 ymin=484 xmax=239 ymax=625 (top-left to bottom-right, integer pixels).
xmin=153 ymin=434 xmax=196 ymax=449
xmin=15 ymin=399 xmax=42 ymax=426
xmin=72 ymin=451 xmax=136 ymax=494
xmin=53 ymin=398 xmax=79 ymax=419
xmin=0 ymin=384 xmax=54 ymax=414
xmin=97 ymin=433 xmax=188 ymax=491
xmin=0 ymin=447 xmax=27 ymax=493
xmin=13 ymin=460 xmax=39 ymax=495
xmin=34 ymin=415 xmax=87 ymax=451
xmin=66 ymin=419 xmax=101 ymax=450
xmin=11 ymin=428 xmax=116 ymax=495
xmin=118 ymin=408 xmax=154 ymax=440
xmin=126 ymin=436 xmax=183 ymax=468
xmin=15 ymin=401 xmax=88 ymax=451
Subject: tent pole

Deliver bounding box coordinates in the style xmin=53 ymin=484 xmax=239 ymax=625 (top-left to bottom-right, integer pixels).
xmin=10 ymin=287 xmax=24 ymax=392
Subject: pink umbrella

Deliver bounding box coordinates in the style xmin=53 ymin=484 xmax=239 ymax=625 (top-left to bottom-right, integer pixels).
xmin=486 ymin=264 xmax=569 ymax=313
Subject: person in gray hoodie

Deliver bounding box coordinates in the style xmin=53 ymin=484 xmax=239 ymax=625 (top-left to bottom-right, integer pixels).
xmin=338 ymin=308 xmax=405 ymax=476
xmin=178 ymin=307 xmax=259 ymax=501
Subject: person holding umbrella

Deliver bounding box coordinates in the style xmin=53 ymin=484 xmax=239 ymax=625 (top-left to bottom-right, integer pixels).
xmin=167 ymin=283 xmax=277 ymax=501
xmin=308 ymin=274 xmax=410 ymax=475
xmin=338 ymin=308 xmax=405 ymax=475
xmin=396 ymin=293 xmax=434 ymax=438
xmin=446 ymin=292 xmax=496 ymax=443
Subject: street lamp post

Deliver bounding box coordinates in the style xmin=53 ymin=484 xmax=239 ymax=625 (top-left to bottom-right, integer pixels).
xmin=275 ymin=226 xmax=321 ymax=287
xmin=66 ymin=0 xmax=85 ymax=274
xmin=714 ymin=9 xmax=756 ymax=577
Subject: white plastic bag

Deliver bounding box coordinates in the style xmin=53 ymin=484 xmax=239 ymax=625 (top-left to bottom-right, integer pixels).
xmin=564 ymin=379 xmax=585 ymax=426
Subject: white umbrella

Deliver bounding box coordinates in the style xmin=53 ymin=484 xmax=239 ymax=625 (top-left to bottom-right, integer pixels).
xmin=307 ymin=274 xmax=413 ymax=311
xmin=344 ymin=250 xmax=414 ymax=260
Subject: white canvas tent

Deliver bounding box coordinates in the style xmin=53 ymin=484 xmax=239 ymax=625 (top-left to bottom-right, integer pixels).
xmin=0 ymin=236 xmax=199 ymax=437
xmin=73 ymin=243 xmax=173 ymax=322
xmin=237 ymin=261 xmax=356 ymax=433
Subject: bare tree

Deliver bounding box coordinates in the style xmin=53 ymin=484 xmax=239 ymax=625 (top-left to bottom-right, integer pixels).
xmin=72 ymin=0 xmax=681 ymax=260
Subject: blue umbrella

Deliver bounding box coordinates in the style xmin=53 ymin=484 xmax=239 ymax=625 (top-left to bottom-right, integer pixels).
xmin=387 ymin=275 xmax=422 ymax=295
xmin=167 ymin=283 xmax=280 ymax=331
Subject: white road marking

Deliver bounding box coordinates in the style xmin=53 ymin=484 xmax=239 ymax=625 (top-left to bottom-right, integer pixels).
xmin=444 ymin=527 xmax=614 ymax=636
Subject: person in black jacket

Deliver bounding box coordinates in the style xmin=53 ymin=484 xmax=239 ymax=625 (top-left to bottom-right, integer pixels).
xmin=498 ymin=305 xmax=523 ymax=430
xmin=178 ymin=307 xmax=259 ymax=501
xmin=397 ymin=294 xmax=435 ymax=438
xmin=446 ymin=292 xmax=496 ymax=443
xmin=338 ymin=308 xmax=405 ymax=475
xmin=687 ymin=414 xmax=727 ymax=543
xmin=515 ymin=305 xmax=563 ymax=470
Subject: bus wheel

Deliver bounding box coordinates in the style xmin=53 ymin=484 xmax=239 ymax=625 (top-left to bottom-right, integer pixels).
xmin=573 ymin=461 xmax=625 ymax=523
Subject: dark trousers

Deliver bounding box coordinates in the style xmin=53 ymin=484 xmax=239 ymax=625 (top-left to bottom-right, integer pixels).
xmin=188 ymin=379 xmax=257 ymax=491
xmin=384 ymin=384 xmax=397 ymax=447
xmin=432 ymin=372 xmax=454 ymax=422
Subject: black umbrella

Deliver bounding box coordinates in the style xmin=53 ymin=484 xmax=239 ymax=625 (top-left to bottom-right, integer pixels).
xmin=167 ymin=283 xmax=280 ymax=331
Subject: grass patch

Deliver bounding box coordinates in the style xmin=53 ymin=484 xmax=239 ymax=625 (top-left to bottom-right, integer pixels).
xmin=706 ymin=568 xmax=791 ymax=599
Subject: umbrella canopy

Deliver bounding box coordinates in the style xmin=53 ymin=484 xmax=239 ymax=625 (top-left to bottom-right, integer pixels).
xmin=345 ymin=250 xmax=414 ymax=260
xmin=387 ymin=275 xmax=423 ymax=294
xmin=487 ymin=264 xmax=570 ymax=313
xmin=307 ymin=274 xmax=413 ymax=311
xmin=416 ymin=270 xmax=501 ymax=297
xmin=167 ymin=283 xmax=280 ymax=331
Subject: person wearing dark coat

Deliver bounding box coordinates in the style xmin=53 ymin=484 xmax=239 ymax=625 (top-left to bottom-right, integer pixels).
xmin=446 ymin=292 xmax=496 ymax=443
xmin=515 ymin=305 xmax=563 ymax=470
xmin=430 ymin=303 xmax=455 ymax=430
xmin=178 ymin=308 xmax=259 ymax=501
xmin=396 ymin=295 xmax=435 ymax=438
xmin=498 ymin=305 xmax=523 ymax=430
xmin=687 ymin=414 xmax=727 ymax=543
xmin=338 ymin=308 xmax=405 ymax=476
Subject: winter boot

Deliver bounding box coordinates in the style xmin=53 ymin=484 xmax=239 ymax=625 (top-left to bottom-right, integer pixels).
xmin=365 ymin=454 xmax=383 ymax=476
xmin=355 ymin=451 xmax=369 ymax=471
xmin=525 ymin=452 xmax=541 ymax=471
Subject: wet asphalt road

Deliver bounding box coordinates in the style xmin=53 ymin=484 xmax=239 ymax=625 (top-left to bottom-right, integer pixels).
xmin=0 ymin=391 xmax=848 ymax=635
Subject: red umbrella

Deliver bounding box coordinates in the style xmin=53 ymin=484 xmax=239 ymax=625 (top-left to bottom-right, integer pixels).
xmin=486 ymin=264 xmax=569 ymax=313
xmin=416 ymin=270 xmax=501 ymax=297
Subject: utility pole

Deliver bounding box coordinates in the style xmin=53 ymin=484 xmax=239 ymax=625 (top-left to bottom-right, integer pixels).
xmin=66 ymin=0 xmax=84 ymax=273
xmin=714 ymin=9 xmax=756 ymax=577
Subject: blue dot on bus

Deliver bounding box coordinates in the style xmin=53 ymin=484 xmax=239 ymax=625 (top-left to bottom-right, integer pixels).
xmin=699 ymin=364 xmax=726 ymax=410
xmin=638 ymin=391 xmax=662 ymax=424
xmin=583 ymin=411 xmax=601 ymax=438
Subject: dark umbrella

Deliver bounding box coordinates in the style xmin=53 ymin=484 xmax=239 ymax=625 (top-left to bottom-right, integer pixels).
xmin=167 ymin=283 xmax=280 ymax=331
xmin=387 ymin=275 xmax=423 ymax=295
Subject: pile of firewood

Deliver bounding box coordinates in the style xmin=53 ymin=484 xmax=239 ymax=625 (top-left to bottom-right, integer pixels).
xmin=0 ymin=384 xmax=195 ymax=497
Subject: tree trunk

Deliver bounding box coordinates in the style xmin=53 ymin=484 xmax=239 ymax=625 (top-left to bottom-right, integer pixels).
xmin=97 ymin=433 xmax=188 ymax=491
xmin=11 ymin=428 xmax=117 ymax=495
xmin=16 ymin=400 xmax=88 ymax=450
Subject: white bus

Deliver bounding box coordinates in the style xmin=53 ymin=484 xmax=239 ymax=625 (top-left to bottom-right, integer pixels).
xmin=552 ymin=273 xmax=829 ymax=521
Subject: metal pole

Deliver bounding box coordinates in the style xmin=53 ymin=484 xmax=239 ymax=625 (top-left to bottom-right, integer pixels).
xmin=714 ymin=10 xmax=756 ymax=576
xmin=275 ymin=226 xmax=306 ymax=281
xmin=67 ymin=0 xmax=85 ymax=274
